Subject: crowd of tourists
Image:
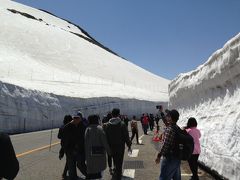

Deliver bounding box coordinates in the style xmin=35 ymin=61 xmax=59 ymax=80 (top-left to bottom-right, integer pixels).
xmin=57 ymin=106 xmax=201 ymax=180
xmin=0 ymin=106 xmax=201 ymax=180
xmin=58 ymin=108 xmax=132 ymax=180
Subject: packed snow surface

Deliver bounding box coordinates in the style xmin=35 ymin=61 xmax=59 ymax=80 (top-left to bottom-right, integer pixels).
xmin=0 ymin=0 xmax=169 ymax=102
xmin=169 ymin=33 xmax=240 ymax=179
xmin=0 ymin=0 xmax=169 ymax=133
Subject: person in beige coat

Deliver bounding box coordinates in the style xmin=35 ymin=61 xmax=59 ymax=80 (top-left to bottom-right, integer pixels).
xmin=85 ymin=114 xmax=111 ymax=179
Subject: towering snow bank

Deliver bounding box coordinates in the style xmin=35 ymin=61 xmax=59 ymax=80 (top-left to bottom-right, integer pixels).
xmin=0 ymin=0 xmax=169 ymax=133
xmin=0 ymin=0 xmax=169 ymax=102
xmin=0 ymin=81 xmax=163 ymax=133
xmin=169 ymin=33 xmax=240 ymax=179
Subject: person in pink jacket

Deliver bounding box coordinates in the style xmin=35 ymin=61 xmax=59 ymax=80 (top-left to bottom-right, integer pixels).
xmin=186 ymin=117 xmax=201 ymax=180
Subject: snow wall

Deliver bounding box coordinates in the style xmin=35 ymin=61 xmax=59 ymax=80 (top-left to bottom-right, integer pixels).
xmin=0 ymin=80 xmax=165 ymax=134
xmin=169 ymin=33 xmax=240 ymax=179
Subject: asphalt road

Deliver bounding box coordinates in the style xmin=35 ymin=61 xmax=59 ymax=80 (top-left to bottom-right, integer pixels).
xmin=11 ymin=129 xmax=60 ymax=156
xmin=10 ymin=122 xmax=214 ymax=180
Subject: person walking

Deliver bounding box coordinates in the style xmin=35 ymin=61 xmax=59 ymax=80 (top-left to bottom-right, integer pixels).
xmin=142 ymin=114 xmax=149 ymax=135
xmin=155 ymin=109 xmax=181 ymax=180
xmin=0 ymin=132 xmax=19 ymax=180
xmin=149 ymin=114 xmax=155 ymax=131
xmin=123 ymin=115 xmax=129 ymax=129
xmin=102 ymin=112 xmax=114 ymax=175
xmin=158 ymin=105 xmax=167 ymax=126
xmin=104 ymin=108 xmax=131 ymax=180
xmin=185 ymin=117 xmax=201 ymax=180
xmin=130 ymin=115 xmax=140 ymax=144
xmin=155 ymin=114 xmax=160 ymax=127
xmin=85 ymin=114 xmax=111 ymax=179
xmin=62 ymin=111 xmax=87 ymax=180
xmin=58 ymin=114 xmax=72 ymax=179
xmin=102 ymin=112 xmax=112 ymax=124
xmin=140 ymin=113 xmax=144 ymax=130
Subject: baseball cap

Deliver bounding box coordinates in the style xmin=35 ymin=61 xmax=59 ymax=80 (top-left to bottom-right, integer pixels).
xmin=72 ymin=111 xmax=83 ymax=118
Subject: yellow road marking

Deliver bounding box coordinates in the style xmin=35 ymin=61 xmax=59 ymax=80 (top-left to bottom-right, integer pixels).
xmin=16 ymin=141 xmax=60 ymax=158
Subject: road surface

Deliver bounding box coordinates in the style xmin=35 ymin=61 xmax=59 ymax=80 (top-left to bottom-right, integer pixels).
xmin=10 ymin=123 xmax=214 ymax=180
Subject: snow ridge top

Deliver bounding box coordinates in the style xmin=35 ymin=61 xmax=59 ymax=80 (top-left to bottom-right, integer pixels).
xmin=169 ymin=32 xmax=240 ymax=95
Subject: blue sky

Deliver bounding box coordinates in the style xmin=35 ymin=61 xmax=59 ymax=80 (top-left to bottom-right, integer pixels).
xmin=15 ymin=0 xmax=240 ymax=80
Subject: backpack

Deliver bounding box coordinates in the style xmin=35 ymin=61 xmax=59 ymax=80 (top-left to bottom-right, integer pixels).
xmin=172 ymin=126 xmax=194 ymax=161
xmin=105 ymin=121 xmax=125 ymax=146
xmin=131 ymin=120 xmax=137 ymax=129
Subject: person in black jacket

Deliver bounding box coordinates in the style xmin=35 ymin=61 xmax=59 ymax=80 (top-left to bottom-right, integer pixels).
xmin=102 ymin=112 xmax=114 ymax=175
xmin=102 ymin=112 xmax=112 ymax=124
xmin=104 ymin=108 xmax=131 ymax=180
xmin=123 ymin=115 xmax=129 ymax=129
xmin=0 ymin=132 xmax=19 ymax=180
xmin=58 ymin=115 xmax=72 ymax=179
xmin=62 ymin=111 xmax=87 ymax=180
xmin=149 ymin=114 xmax=155 ymax=131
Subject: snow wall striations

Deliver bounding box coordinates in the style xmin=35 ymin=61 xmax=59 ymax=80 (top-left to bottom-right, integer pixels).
xmin=169 ymin=33 xmax=240 ymax=179
xmin=0 ymin=0 xmax=169 ymax=133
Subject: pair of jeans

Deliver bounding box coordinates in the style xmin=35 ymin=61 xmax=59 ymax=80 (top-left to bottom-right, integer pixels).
xmin=188 ymin=154 xmax=199 ymax=180
xmin=131 ymin=129 xmax=139 ymax=144
xmin=159 ymin=156 xmax=181 ymax=180
xmin=143 ymin=124 xmax=148 ymax=134
xmin=149 ymin=122 xmax=154 ymax=131
xmin=66 ymin=152 xmax=87 ymax=180
xmin=111 ymin=148 xmax=125 ymax=180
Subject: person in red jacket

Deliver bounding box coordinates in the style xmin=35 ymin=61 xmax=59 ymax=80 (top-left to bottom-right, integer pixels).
xmin=142 ymin=114 xmax=149 ymax=135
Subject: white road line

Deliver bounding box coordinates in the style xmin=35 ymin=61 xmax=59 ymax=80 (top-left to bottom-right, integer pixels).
xmin=124 ymin=134 xmax=142 ymax=179
xmin=139 ymin=134 xmax=144 ymax=140
xmin=128 ymin=149 xmax=139 ymax=157
xmin=123 ymin=169 xmax=135 ymax=179
xmin=138 ymin=134 xmax=144 ymax=144
xmin=147 ymin=131 xmax=154 ymax=135
xmin=138 ymin=139 xmax=142 ymax=144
